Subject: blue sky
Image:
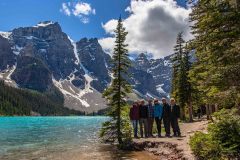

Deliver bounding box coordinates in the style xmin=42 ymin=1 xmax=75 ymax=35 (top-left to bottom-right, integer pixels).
xmin=0 ymin=0 xmax=131 ymax=40
xmin=0 ymin=0 xmax=190 ymax=58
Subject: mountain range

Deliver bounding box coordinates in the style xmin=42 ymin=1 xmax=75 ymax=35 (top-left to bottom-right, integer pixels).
xmin=0 ymin=21 xmax=173 ymax=114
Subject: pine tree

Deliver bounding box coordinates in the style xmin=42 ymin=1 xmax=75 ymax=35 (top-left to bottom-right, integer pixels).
xmin=100 ymin=17 xmax=132 ymax=145
xmin=171 ymin=32 xmax=187 ymax=120
xmin=171 ymin=32 xmax=185 ymax=98
xmin=189 ymin=0 xmax=240 ymax=108
xmin=183 ymin=46 xmax=193 ymax=122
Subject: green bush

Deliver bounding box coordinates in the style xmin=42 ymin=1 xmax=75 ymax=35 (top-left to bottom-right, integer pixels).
xmin=190 ymin=132 xmax=222 ymax=160
xmin=190 ymin=109 xmax=240 ymax=160
xmin=209 ymin=109 xmax=240 ymax=158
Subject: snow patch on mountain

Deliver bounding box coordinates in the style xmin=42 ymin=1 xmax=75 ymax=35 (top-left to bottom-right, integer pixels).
xmin=68 ymin=37 xmax=80 ymax=65
xmin=0 ymin=31 xmax=12 ymax=39
xmin=145 ymin=92 xmax=155 ymax=99
xmin=0 ymin=64 xmax=18 ymax=87
xmin=53 ymin=78 xmax=90 ymax=107
xmin=34 ymin=21 xmax=54 ymax=27
xmin=11 ymin=45 xmax=24 ymax=55
xmin=164 ymin=60 xmax=171 ymax=66
xmin=156 ymin=84 xmax=166 ymax=94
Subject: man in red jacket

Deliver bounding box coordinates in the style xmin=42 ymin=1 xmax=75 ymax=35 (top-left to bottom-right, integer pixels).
xmin=129 ymin=101 xmax=140 ymax=138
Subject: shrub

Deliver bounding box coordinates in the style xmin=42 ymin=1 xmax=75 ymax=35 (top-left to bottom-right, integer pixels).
xmin=190 ymin=132 xmax=222 ymax=160
xmin=190 ymin=109 xmax=240 ymax=159
xmin=209 ymin=109 xmax=240 ymax=158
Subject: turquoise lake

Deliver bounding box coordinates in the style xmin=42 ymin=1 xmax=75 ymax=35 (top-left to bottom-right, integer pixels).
xmin=0 ymin=116 xmax=113 ymax=160
xmin=0 ymin=116 xmax=155 ymax=160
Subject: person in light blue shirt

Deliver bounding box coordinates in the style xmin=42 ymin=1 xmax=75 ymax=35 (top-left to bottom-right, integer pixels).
xmin=153 ymin=99 xmax=163 ymax=137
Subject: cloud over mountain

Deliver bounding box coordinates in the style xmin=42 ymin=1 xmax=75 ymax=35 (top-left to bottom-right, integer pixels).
xmin=99 ymin=0 xmax=192 ymax=58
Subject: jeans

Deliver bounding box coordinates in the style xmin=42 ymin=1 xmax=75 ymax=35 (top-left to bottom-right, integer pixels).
xmin=131 ymin=120 xmax=139 ymax=137
xmin=139 ymin=118 xmax=148 ymax=138
xmin=155 ymin=117 xmax=162 ymax=136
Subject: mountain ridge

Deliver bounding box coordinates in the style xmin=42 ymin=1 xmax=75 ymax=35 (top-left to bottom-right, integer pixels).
xmin=0 ymin=21 xmax=173 ymax=113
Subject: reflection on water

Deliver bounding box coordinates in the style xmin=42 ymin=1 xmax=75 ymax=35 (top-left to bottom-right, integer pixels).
xmin=0 ymin=117 xmax=155 ymax=160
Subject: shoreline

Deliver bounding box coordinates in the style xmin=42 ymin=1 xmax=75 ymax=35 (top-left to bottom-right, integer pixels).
xmin=131 ymin=119 xmax=208 ymax=160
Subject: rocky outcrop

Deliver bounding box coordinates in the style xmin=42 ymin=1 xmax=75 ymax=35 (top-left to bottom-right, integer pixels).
xmin=11 ymin=21 xmax=84 ymax=80
xmin=0 ymin=36 xmax=15 ymax=70
xmin=12 ymin=44 xmax=52 ymax=92
xmin=77 ymin=38 xmax=111 ymax=92
xmin=133 ymin=53 xmax=173 ymax=98
xmin=129 ymin=67 xmax=160 ymax=97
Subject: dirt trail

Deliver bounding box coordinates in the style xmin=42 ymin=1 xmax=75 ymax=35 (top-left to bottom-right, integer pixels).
xmin=133 ymin=119 xmax=209 ymax=160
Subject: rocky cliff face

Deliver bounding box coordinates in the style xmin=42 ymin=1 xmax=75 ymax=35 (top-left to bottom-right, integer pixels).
xmin=0 ymin=21 xmax=173 ymax=113
xmin=76 ymin=38 xmax=111 ymax=92
xmin=0 ymin=36 xmax=15 ymax=70
xmin=133 ymin=53 xmax=172 ymax=98
xmin=11 ymin=44 xmax=52 ymax=92
xmin=10 ymin=21 xmax=85 ymax=81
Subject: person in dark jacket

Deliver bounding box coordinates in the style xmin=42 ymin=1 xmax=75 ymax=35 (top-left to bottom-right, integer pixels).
xmin=162 ymin=98 xmax=171 ymax=137
xmin=170 ymin=98 xmax=181 ymax=137
xmin=139 ymin=100 xmax=148 ymax=138
xmin=153 ymin=99 xmax=163 ymax=137
xmin=129 ymin=101 xmax=140 ymax=138
xmin=147 ymin=99 xmax=154 ymax=137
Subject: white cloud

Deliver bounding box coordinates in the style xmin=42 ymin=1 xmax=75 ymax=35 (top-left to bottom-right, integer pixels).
xmin=99 ymin=0 xmax=193 ymax=58
xmin=61 ymin=3 xmax=71 ymax=16
xmin=60 ymin=1 xmax=96 ymax=24
xmin=98 ymin=37 xmax=115 ymax=55
xmin=73 ymin=2 xmax=96 ymax=16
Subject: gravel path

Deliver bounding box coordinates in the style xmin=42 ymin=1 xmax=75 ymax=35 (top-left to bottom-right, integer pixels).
xmin=133 ymin=119 xmax=209 ymax=160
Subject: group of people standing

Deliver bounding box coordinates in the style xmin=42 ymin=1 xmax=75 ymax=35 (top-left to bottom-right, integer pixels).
xmin=129 ymin=98 xmax=181 ymax=138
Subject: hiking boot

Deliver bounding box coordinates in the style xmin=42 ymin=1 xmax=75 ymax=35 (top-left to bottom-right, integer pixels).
xmin=173 ymin=134 xmax=178 ymax=137
xmin=165 ymin=134 xmax=171 ymax=138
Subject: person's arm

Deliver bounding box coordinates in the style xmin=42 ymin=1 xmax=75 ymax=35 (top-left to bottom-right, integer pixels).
xmin=159 ymin=105 xmax=163 ymax=118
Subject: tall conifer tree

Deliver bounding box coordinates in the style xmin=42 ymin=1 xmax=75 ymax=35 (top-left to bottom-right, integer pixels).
xmin=100 ymin=17 xmax=132 ymax=145
xmin=172 ymin=32 xmax=187 ymax=120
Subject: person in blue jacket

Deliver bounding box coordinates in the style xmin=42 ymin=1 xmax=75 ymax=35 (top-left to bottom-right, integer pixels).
xmin=153 ymin=98 xmax=163 ymax=137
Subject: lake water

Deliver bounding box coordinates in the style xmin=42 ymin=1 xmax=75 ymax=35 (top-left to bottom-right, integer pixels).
xmin=0 ymin=117 xmax=154 ymax=160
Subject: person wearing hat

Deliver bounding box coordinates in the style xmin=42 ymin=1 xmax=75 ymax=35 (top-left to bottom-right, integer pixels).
xmin=162 ymin=98 xmax=171 ymax=137
xmin=153 ymin=99 xmax=163 ymax=137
